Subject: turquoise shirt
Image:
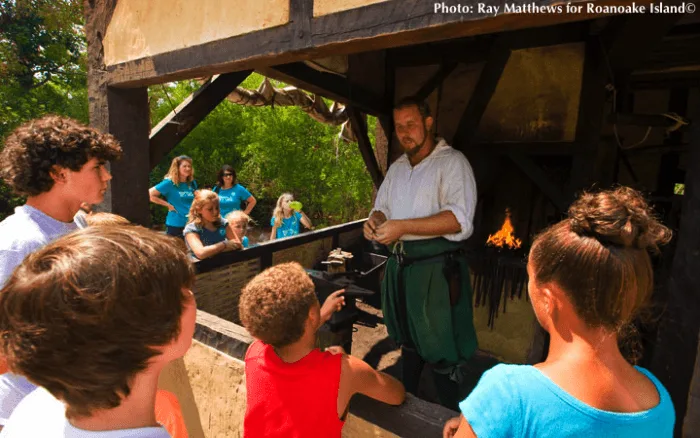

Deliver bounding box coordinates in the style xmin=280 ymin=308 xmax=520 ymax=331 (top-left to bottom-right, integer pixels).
xmin=183 ymin=219 xmax=228 ymax=259
xmin=216 ymin=184 xmax=252 ymax=218
xmin=242 ymin=236 xmax=249 ymax=248
xmin=459 ymin=364 xmax=675 ymax=438
xmin=270 ymin=212 xmax=302 ymax=239
xmin=154 ymin=179 xmax=196 ymax=227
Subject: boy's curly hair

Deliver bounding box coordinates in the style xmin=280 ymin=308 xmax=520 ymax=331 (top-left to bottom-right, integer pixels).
xmin=0 ymin=115 xmax=122 ymax=196
xmin=239 ymin=262 xmax=318 ymax=348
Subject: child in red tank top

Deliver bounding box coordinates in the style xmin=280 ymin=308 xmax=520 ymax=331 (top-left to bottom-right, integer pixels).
xmin=239 ymin=262 xmax=406 ymax=438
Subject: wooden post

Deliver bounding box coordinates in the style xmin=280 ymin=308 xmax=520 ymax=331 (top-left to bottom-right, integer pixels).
xmin=651 ymin=123 xmax=700 ymax=436
xmin=348 ymin=108 xmax=384 ymax=189
xmin=85 ymin=0 xmax=151 ymax=225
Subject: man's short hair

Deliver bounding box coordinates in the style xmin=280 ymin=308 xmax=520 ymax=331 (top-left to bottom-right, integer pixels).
xmin=395 ymin=96 xmax=432 ymax=119
xmin=84 ymin=212 xmax=131 ymax=227
xmin=0 ymin=115 xmax=122 ymax=196
xmin=239 ymin=262 xmax=318 ymax=348
xmin=0 ymin=226 xmax=195 ymax=419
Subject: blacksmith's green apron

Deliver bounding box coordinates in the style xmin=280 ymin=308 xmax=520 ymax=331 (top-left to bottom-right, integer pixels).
xmin=382 ymin=237 xmax=478 ymax=366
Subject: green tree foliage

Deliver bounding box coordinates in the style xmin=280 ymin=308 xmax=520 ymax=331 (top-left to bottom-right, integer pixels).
xmin=0 ymin=0 xmax=88 ymax=220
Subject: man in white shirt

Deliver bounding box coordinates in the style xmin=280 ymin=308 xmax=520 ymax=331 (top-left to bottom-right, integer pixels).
xmin=364 ymin=97 xmax=478 ymax=410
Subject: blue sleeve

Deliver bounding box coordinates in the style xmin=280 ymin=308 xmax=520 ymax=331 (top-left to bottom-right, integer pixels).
xmin=459 ymin=364 xmax=521 ymax=438
xmin=270 ymin=217 xmax=275 ymax=226
xmin=294 ymin=212 xmax=302 ymax=221
xmin=183 ymin=223 xmax=199 ymax=236
xmin=236 ymin=184 xmax=252 ymax=200
xmin=154 ymin=179 xmax=174 ymax=198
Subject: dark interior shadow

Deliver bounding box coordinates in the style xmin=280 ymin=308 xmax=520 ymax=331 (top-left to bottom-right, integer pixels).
xmin=361 ymin=335 xmax=398 ymax=370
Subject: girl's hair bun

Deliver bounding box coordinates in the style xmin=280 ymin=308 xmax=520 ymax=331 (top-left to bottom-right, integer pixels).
xmin=568 ymin=186 xmax=672 ymax=253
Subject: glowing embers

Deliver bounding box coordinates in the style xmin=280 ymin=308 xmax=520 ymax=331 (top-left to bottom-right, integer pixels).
xmin=486 ymin=208 xmax=522 ymax=250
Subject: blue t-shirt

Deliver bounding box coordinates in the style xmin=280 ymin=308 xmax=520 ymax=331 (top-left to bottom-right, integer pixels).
xmin=270 ymin=212 xmax=302 ymax=239
xmin=183 ymin=219 xmax=228 ymax=259
xmin=242 ymin=236 xmax=249 ymax=248
xmin=459 ymin=364 xmax=675 ymax=438
xmin=154 ymin=179 xmax=197 ymax=227
xmin=216 ymin=184 xmax=252 ymax=218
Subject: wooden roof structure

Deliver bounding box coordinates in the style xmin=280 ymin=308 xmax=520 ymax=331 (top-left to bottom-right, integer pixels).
xmin=85 ymin=1 xmax=700 ymax=435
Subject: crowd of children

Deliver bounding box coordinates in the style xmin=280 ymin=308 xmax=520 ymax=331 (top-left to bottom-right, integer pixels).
xmin=0 ymin=115 xmax=678 ymax=437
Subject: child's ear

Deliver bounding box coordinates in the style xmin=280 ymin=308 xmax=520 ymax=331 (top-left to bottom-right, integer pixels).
xmin=49 ymin=165 xmax=67 ymax=183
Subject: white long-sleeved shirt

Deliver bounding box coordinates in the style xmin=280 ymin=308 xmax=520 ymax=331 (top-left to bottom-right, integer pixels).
xmin=371 ymin=138 xmax=477 ymax=242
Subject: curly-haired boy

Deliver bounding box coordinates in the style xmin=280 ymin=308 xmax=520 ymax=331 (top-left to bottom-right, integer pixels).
xmin=0 ymin=115 xmax=122 ymax=425
xmin=240 ymin=262 xmax=406 ymax=437
xmin=0 ymin=226 xmax=196 ymax=437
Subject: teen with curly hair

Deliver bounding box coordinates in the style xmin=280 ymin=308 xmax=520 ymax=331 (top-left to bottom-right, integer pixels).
xmin=0 ymin=226 xmax=196 ymax=437
xmin=443 ymin=187 xmax=675 ymax=438
xmin=0 ymin=115 xmax=122 ymax=426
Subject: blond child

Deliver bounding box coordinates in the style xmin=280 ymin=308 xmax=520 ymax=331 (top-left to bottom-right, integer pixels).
xmin=225 ymin=210 xmax=253 ymax=248
xmin=184 ymin=190 xmax=241 ymax=260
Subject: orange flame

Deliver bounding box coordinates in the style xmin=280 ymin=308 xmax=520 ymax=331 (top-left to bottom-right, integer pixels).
xmin=486 ymin=209 xmax=522 ymax=249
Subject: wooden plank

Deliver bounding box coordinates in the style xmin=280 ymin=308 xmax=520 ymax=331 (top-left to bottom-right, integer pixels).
xmin=390 ymin=21 xmax=587 ymax=67
xmin=453 ymin=36 xmax=512 ymax=150
xmin=348 ymin=107 xmax=384 ymax=189
xmin=415 ymin=62 xmax=458 ymax=101
xmin=602 ymin=9 xmax=685 ymax=87
xmin=651 ymin=123 xmax=700 ymax=437
xmin=149 ymin=70 xmax=252 ymax=169
xmin=506 ymin=151 xmax=568 ymax=212
xmin=484 ymin=142 xmax=574 ymax=156
xmin=103 ymin=0 xmax=621 ymax=87
xmin=260 ymin=63 xmax=389 ymax=116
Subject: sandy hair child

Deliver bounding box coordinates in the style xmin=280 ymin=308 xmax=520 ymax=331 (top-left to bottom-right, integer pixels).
xmin=0 ymin=226 xmax=197 ymax=437
xmin=270 ymin=193 xmax=312 ymax=240
xmin=240 ymin=262 xmax=406 ymax=437
xmin=184 ymin=190 xmax=242 ymax=260
xmin=444 ymin=186 xmax=675 ymax=438
xmin=226 ymin=210 xmax=252 ymax=248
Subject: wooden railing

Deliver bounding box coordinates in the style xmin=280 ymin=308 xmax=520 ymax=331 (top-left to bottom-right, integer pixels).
xmin=192 ymin=219 xmax=366 ymax=323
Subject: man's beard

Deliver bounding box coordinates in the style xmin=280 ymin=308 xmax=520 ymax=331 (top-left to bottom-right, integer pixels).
xmin=401 ymin=124 xmax=429 ymax=156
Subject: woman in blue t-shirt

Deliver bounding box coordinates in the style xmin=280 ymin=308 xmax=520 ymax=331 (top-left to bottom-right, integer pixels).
xmin=213 ymin=165 xmax=256 ymax=218
xmin=269 ymin=193 xmax=312 ymax=240
xmin=184 ymin=190 xmax=242 ymax=260
xmin=444 ymin=187 xmax=675 ymax=438
xmin=149 ymin=155 xmax=198 ymax=238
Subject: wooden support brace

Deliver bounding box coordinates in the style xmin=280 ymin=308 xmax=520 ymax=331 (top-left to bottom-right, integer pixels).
xmin=506 ymin=151 xmax=568 ymax=212
xmin=262 ymin=63 xmax=389 ymax=116
xmin=414 ymin=62 xmax=458 ymax=101
xmin=149 ymin=70 xmax=252 ymax=169
xmin=348 ymin=107 xmax=384 ymax=189
xmin=607 ymin=113 xmax=691 ymax=129
xmin=453 ymin=36 xmax=512 ymax=150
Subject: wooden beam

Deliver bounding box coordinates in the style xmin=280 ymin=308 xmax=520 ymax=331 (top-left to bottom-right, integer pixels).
xmin=348 ymin=107 xmax=384 ymax=189
xmin=260 ymin=63 xmax=389 ymax=116
xmin=103 ymin=0 xmax=621 ymax=87
xmin=651 ymin=123 xmax=700 ymax=436
xmin=453 ymin=36 xmax=512 ymax=150
xmin=506 ymin=151 xmax=568 ymax=212
xmin=603 ymin=10 xmax=684 ymax=87
xmin=484 ymin=142 xmax=574 ymax=156
xmin=570 ymin=37 xmax=609 ymax=193
xmin=149 ymin=70 xmax=252 ymax=169
xmin=414 ymin=62 xmax=458 ymax=101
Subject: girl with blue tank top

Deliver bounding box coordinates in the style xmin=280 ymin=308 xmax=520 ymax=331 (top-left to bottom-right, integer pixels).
xmin=444 ymin=186 xmax=675 ymax=438
xmin=184 ymin=190 xmax=242 ymax=260
xmin=270 ymin=193 xmax=313 ymax=240
xmin=212 ymin=165 xmax=257 ymax=218
xmin=149 ymin=155 xmax=198 ymax=238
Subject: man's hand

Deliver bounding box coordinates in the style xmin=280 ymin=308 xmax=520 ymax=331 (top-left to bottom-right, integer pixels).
xmin=320 ymin=289 xmax=345 ymax=323
xmin=363 ymin=211 xmax=388 ymax=241
xmin=443 ymin=416 xmax=461 ymax=438
xmin=374 ymin=220 xmax=405 ymax=245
